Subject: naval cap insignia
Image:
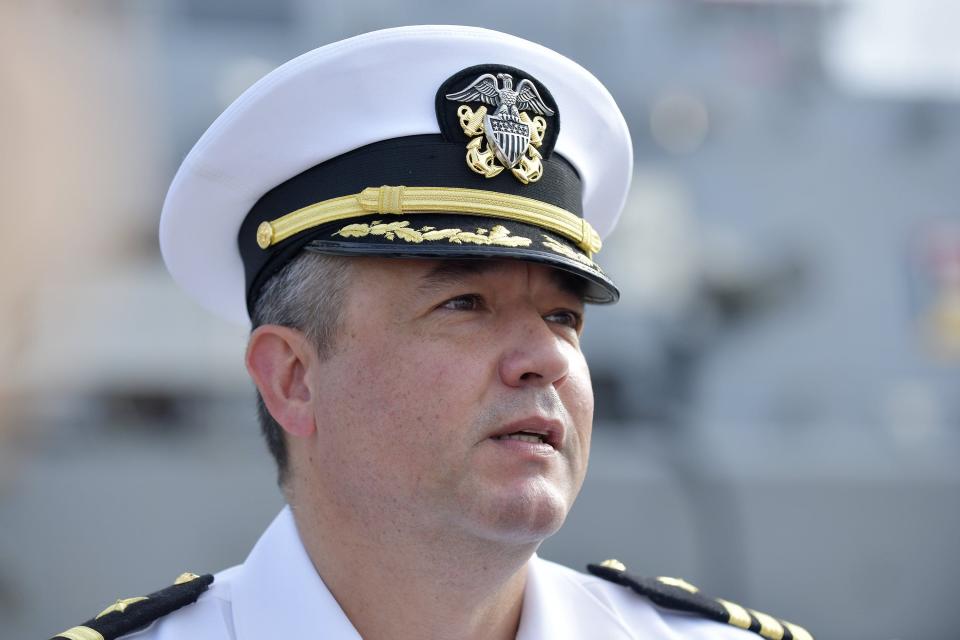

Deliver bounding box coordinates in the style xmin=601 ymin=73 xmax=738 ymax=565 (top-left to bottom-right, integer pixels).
xmin=438 ymin=65 xmax=559 ymax=185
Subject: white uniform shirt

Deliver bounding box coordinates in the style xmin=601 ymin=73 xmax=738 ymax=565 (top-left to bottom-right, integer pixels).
xmin=124 ymin=507 xmax=758 ymax=639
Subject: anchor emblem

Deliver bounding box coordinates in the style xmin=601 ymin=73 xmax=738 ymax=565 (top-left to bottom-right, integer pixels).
xmin=445 ymin=72 xmax=553 ymax=184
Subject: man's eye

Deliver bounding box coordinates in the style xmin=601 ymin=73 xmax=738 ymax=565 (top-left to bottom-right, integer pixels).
xmin=545 ymin=309 xmax=583 ymax=330
xmin=440 ymin=294 xmax=485 ymax=311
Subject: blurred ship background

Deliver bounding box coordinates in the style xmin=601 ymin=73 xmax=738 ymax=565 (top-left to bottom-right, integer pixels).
xmin=2 ymin=1 xmax=958 ymax=638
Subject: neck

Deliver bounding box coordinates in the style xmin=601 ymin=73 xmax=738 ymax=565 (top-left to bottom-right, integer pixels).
xmin=289 ymin=497 xmax=535 ymax=640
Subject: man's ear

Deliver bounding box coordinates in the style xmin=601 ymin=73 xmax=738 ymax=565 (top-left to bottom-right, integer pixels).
xmin=246 ymin=325 xmax=318 ymax=438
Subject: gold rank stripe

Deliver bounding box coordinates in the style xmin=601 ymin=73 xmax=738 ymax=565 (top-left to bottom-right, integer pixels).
xmin=717 ymin=597 xmax=754 ymax=630
xmin=784 ymin=621 xmax=814 ymax=640
xmin=718 ymin=598 xmax=814 ymax=640
xmin=256 ymin=185 xmax=602 ymax=257
xmin=56 ymin=627 xmax=104 ymax=640
xmin=750 ymin=608 xmax=786 ymax=640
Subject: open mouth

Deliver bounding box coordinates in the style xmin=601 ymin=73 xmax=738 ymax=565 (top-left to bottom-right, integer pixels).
xmin=488 ymin=418 xmax=563 ymax=450
xmin=492 ymin=431 xmax=549 ymax=444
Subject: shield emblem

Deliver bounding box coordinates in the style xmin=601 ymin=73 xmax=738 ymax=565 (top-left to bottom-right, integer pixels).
xmin=484 ymin=113 xmax=530 ymax=168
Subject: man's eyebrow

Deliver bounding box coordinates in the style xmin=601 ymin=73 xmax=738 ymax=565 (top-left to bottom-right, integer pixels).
xmin=549 ymin=269 xmax=589 ymax=304
xmin=417 ymin=259 xmax=588 ymax=303
xmin=417 ymin=260 xmax=502 ymax=292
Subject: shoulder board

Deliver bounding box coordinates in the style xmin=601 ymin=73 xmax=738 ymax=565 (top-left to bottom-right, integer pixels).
xmin=587 ymin=559 xmax=813 ymax=640
xmin=50 ymin=572 xmax=213 ymax=640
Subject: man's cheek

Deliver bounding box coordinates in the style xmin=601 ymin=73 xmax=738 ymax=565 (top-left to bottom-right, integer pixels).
xmin=570 ymin=361 xmax=595 ymax=414
xmin=401 ymin=344 xmax=470 ymax=387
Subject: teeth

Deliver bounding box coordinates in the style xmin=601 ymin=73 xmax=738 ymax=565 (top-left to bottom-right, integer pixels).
xmin=498 ymin=433 xmax=545 ymax=444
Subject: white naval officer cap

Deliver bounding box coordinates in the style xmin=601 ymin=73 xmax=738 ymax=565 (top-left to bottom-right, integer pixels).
xmin=160 ymin=25 xmax=633 ymax=325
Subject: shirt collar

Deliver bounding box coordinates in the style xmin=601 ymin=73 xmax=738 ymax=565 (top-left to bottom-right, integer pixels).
xmin=230 ymin=507 xmax=634 ymax=640
xmin=516 ymin=555 xmax=635 ymax=640
xmin=230 ymin=506 xmax=362 ymax=640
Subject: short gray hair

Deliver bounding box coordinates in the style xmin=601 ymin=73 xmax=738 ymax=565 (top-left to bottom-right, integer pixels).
xmin=249 ymin=250 xmax=352 ymax=485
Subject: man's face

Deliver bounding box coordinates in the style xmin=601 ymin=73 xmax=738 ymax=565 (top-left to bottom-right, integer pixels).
xmin=298 ymin=257 xmax=593 ymax=546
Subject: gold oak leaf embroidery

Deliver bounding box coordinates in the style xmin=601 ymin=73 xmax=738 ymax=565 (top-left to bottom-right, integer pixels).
xmin=333 ymin=222 xmax=531 ymax=248
xmin=541 ymin=235 xmax=601 ymax=270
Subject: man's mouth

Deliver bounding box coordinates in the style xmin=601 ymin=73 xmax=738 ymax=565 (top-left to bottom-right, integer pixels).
xmin=492 ymin=431 xmax=549 ymax=444
xmin=488 ymin=419 xmax=563 ymax=449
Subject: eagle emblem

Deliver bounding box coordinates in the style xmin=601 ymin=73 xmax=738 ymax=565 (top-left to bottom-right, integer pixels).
xmin=445 ymin=72 xmax=554 ymax=184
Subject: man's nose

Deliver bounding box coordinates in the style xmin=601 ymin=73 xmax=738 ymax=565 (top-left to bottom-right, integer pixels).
xmin=498 ymin=311 xmax=571 ymax=388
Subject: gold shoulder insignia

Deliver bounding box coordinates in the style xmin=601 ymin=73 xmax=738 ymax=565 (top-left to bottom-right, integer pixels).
xmin=50 ymin=572 xmax=213 ymax=640
xmin=588 ymin=560 xmax=814 ymax=640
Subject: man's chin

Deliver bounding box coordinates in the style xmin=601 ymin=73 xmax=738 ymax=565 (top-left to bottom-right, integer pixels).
xmin=464 ymin=480 xmax=574 ymax=546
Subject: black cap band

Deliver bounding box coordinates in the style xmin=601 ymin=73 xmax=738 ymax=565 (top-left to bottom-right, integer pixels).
xmin=239 ymin=134 xmax=584 ymax=312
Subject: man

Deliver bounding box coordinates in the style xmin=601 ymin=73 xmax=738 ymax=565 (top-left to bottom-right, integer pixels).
xmin=51 ymin=26 xmax=811 ymax=640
